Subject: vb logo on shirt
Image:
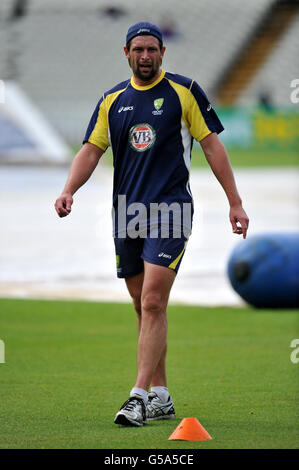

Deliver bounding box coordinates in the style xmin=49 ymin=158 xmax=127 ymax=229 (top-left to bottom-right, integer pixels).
xmin=129 ymin=123 xmax=156 ymax=152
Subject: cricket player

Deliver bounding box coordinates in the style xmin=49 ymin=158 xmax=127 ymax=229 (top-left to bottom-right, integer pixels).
xmin=55 ymin=22 xmax=249 ymax=426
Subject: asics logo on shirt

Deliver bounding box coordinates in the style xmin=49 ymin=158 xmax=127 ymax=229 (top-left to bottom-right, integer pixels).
xmin=118 ymin=106 xmax=134 ymax=113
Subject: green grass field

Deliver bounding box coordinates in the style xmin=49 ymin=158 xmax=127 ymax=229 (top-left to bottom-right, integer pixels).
xmin=0 ymin=298 xmax=298 ymax=449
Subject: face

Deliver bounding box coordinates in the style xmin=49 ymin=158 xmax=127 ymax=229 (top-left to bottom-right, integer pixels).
xmin=124 ymin=35 xmax=166 ymax=85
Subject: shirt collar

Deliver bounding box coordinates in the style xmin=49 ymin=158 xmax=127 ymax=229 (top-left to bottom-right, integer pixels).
xmin=130 ymin=69 xmax=165 ymax=90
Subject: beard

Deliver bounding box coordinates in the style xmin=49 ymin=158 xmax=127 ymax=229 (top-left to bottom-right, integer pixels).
xmin=134 ymin=64 xmax=158 ymax=82
xmin=129 ymin=57 xmax=162 ymax=82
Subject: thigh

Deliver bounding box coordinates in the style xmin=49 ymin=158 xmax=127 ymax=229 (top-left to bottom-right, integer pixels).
xmin=141 ymin=261 xmax=176 ymax=308
xmin=125 ymin=271 xmax=144 ymax=301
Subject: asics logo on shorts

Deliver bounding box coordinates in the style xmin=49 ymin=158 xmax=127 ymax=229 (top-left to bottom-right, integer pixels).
xmin=158 ymin=252 xmax=172 ymax=259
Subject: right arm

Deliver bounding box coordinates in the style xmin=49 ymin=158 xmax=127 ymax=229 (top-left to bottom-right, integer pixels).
xmin=54 ymin=142 xmax=104 ymax=218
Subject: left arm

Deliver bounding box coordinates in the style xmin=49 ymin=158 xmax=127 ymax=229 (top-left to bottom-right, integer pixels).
xmin=200 ymin=132 xmax=249 ymax=239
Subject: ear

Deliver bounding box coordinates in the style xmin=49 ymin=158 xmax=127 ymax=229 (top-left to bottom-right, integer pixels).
xmin=161 ymin=46 xmax=166 ymax=58
xmin=124 ymin=45 xmax=130 ymax=59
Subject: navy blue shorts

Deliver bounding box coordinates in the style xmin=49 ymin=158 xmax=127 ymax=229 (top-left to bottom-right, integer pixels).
xmin=114 ymin=235 xmax=188 ymax=278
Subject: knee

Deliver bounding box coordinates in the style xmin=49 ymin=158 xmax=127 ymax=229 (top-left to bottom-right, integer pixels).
xmin=141 ymin=292 xmax=164 ymax=315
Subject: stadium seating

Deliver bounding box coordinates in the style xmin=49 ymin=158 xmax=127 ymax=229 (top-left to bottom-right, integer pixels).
xmin=239 ymin=11 xmax=299 ymax=107
xmin=2 ymin=0 xmax=296 ymax=144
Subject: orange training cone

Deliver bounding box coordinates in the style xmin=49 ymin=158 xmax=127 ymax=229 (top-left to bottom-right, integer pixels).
xmin=168 ymin=417 xmax=212 ymax=441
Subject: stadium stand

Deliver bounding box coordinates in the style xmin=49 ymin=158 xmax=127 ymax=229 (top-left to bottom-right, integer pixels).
xmin=1 ymin=0 xmax=297 ymax=144
xmin=216 ymin=0 xmax=299 ymax=104
xmin=239 ymin=10 xmax=299 ymax=107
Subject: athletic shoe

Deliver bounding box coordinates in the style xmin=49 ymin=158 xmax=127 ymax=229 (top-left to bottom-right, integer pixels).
xmin=146 ymin=392 xmax=176 ymax=420
xmin=114 ymin=394 xmax=147 ymax=427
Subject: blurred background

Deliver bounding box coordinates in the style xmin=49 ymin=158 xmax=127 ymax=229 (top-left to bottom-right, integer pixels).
xmin=0 ymin=0 xmax=298 ymax=305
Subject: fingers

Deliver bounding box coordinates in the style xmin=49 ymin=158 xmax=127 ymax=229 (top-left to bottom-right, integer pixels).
xmin=54 ymin=194 xmax=73 ymax=218
xmin=230 ymin=209 xmax=249 ymax=239
xmin=233 ymin=221 xmax=246 ymax=238
xmin=233 ymin=219 xmax=249 ymax=239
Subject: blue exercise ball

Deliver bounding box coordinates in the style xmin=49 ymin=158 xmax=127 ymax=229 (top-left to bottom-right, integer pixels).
xmin=227 ymin=232 xmax=299 ymax=308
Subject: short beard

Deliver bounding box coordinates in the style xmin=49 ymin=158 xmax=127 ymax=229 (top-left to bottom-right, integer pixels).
xmin=134 ymin=65 xmax=157 ymax=82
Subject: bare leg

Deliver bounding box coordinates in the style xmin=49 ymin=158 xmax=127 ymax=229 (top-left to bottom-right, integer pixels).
xmin=136 ymin=262 xmax=175 ymax=391
xmin=125 ymin=263 xmax=175 ymax=391
xmin=151 ymin=343 xmax=167 ymax=387
xmin=125 ymin=271 xmax=143 ymax=331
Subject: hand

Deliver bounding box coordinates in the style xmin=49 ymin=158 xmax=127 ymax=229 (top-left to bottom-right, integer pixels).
xmin=54 ymin=193 xmax=73 ymax=218
xmin=229 ymin=205 xmax=249 ymax=239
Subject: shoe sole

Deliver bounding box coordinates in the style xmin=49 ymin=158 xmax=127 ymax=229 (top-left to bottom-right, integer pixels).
xmin=114 ymin=413 xmax=145 ymax=427
xmin=147 ymin=414 xmax=176 ymax=421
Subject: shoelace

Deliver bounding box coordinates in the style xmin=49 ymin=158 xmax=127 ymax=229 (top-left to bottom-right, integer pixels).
xmin=121 ymin=396 xmax=146 ymax=418
xmin=123 ymin=399 xmax=139 ymax=411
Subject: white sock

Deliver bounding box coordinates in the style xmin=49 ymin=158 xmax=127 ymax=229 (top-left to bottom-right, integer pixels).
xmin=130 ymin=387 xmax=148 ymax=404
xmin=151 ymin=386 xmax=169 ymax=403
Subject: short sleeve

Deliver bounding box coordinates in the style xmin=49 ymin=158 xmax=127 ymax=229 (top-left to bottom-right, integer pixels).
xmin=83 ymin=96 xmax=110 ymax=151
xmin=187 ymin=80 xmax=224 ymax=142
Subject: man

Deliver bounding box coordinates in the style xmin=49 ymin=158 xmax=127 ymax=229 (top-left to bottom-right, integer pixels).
xmin=55 ymin=22 xmax=249 ymax=427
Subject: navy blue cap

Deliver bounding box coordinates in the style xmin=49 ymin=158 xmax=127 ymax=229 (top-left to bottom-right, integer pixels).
xmin=126 ymin=22 xmax=163 ymax=45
